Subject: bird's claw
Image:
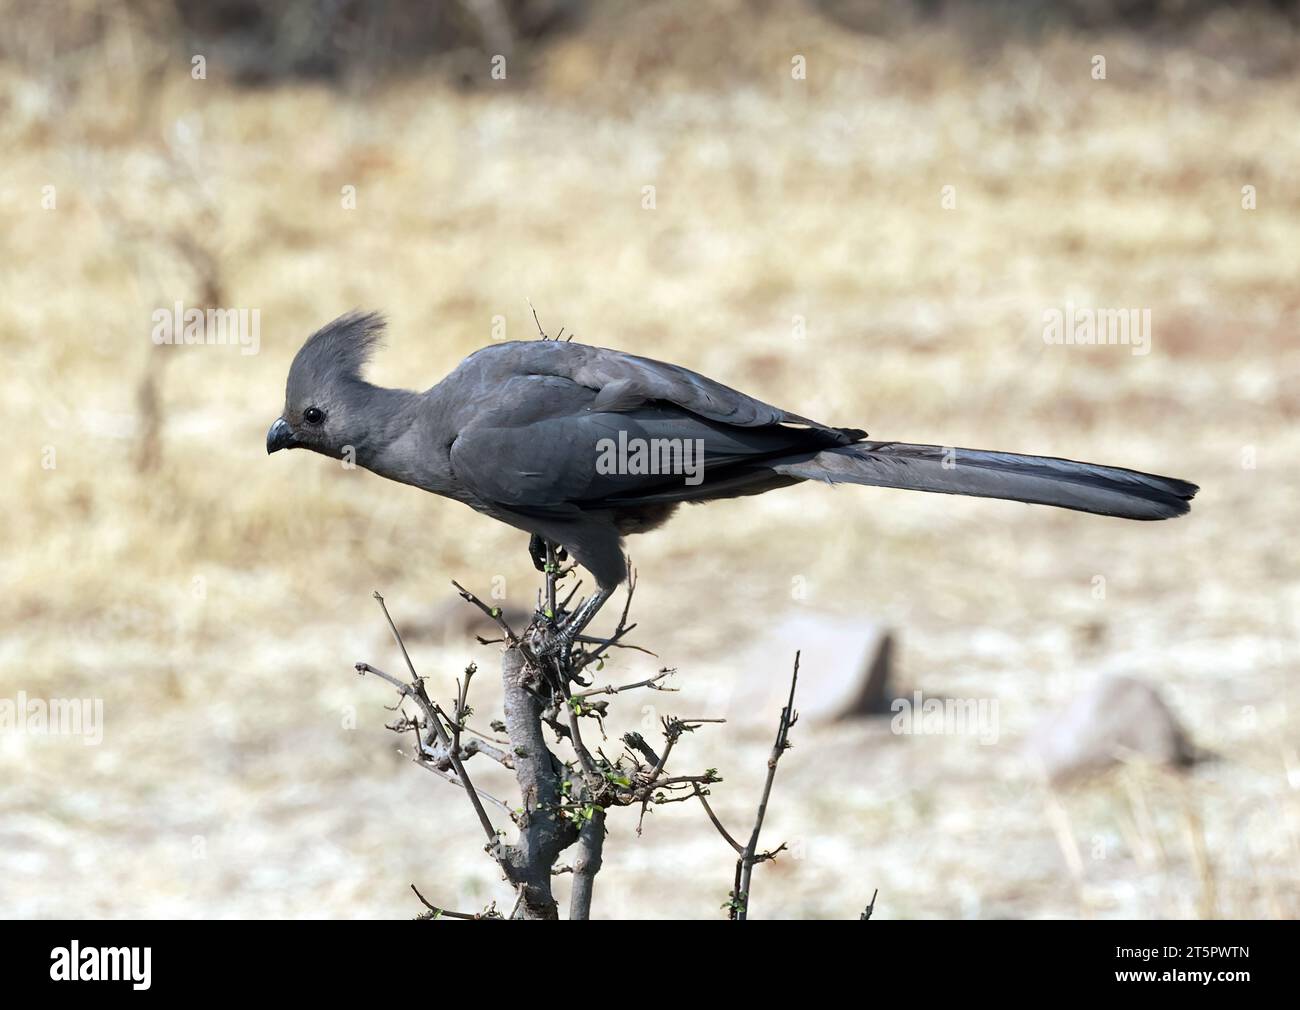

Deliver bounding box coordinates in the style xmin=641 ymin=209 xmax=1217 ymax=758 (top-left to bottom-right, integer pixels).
xmin=528 ymin=534 xmax=567 ymax=573
xmin=538 ymin=624 xmax=574 ymax=660
xmin=528 ymin=534 xmax=547 ymax=573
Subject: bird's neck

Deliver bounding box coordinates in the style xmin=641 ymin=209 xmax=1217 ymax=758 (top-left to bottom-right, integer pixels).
xmin=348 ymin=383 xmax=418 ymax=464
xmin=351 ymin=383 xmax=453 ymax=493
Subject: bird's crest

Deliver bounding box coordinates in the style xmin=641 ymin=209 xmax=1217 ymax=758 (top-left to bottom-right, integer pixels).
xmin=289 ymin=310 xmax=386 ymax=389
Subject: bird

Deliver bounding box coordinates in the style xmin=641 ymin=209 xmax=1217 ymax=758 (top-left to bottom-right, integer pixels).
xmin=267 ymin=310 xmax=1197 ymax=644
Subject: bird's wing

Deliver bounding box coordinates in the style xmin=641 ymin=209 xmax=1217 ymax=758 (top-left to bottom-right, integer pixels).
xmin=447 ymin=371 xmax=839 ymax=514
xmin=456 ymin=340 xmax=862 ymax=440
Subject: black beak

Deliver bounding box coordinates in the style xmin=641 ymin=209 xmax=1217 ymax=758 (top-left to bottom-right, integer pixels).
xmin=266 ymin=417 xmax=297 ymax=454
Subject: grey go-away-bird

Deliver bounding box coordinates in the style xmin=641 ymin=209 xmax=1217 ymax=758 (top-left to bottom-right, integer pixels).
xmin=267 ymin=311 xmax=1196 ymax=644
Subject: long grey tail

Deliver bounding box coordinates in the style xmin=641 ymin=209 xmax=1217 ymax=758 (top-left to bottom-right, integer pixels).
xmin=772 ymin=441 xmax=1197 ymax=520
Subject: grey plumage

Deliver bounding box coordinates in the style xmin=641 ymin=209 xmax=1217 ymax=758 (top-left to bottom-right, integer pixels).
xmin=268 ymin=311 xmax=1197 ymax=591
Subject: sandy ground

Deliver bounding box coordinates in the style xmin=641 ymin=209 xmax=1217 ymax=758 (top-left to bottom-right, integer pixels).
xmin=2 ymin=3 xmax=1298 ymax=918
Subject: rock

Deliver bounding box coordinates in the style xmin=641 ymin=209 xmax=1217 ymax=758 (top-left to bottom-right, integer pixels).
xmin=726 ymin=612 xmax=896 ymax=727
xmin=1025 ymin=675 xmax=1198 ymax=784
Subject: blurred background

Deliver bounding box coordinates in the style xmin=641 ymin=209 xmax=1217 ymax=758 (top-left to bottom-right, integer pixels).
xmin=2 ymin=0 xmax=1298 ymax=919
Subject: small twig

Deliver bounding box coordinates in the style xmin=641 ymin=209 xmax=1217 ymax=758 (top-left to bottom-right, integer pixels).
xmin=573 ymin=635 xmax=656 ymax=657
xmin=559 ymin=680 xmax=599 ymax=778
xmin=733 ymin=651 xmax=801 ymax=921
xmin=633 ymin=715 xmax=686 ymax=832
xmin=527 ymin=298 xmax=549 ymax=340
xmin=411 ymin=884 xmax=503 ymax=921
xmin=354 ymin=662 xmax=450 ymax=745
xmin=373 ymin=591 xmax=424 ymax=686
xmin=451 ymin=581 xmax=527 ymax=653
xmin=559 ymin=577 xmax=583 ymax=612
xmin=861 ymin=888 xmax=879 ymax=921
xmin=408 ymin=760 xmax=516 ymax=818
xmin=645 ymin=724 xmax=680 ymax=783
xmin=460 ymin=736 xmax=515 ymax=768
xmin=364 ymin=595 xmax=500 ymax=847
xmin=573 ymin=668 xmax=676 ymax=699
xmin=459 ymin=723 xmax=510 ymax=746
xmin=622 ymin=731 xmax=661 ymax=767
xmin=574 ymin=568 xmax=641 ymax=670
xmin=693 ymin=784 xmax=745 ymax=855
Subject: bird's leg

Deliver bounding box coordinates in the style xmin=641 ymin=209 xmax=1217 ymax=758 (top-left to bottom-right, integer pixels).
xmin=536 ymin=586 xmax=612 ymax=674
xmin=555 ymin=588 xmax=613 ymax=647
xmin=528 ymin=538 xmax=604 ymax=685
xmin=530 ymin=538 xmax=581 ymax=681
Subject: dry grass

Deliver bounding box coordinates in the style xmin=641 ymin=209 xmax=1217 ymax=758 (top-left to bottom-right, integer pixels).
xmin=2 ymin=2 xmax=1298 ymax=918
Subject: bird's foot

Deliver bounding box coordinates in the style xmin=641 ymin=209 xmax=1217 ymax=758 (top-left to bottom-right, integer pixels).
xmin=528 ymin=534 xmax=567 ymax=574
xmin=533 ymin=626 xmax=577 ymax=688
xmin=535 ymin=610 xmax=601 ymax=685
xmin=537 ymin=619 xmax=577 ymax=663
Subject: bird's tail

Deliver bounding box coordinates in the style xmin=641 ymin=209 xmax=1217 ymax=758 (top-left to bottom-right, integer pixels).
xmin=771 ymin=441 xmax=1197 ymax=520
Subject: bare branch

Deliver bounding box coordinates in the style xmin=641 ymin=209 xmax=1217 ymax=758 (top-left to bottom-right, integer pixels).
xmin=693 ymin=784 xmax=745 ymax=855
xmin=622 ymin=731 xmax=661 ymax=767
xmin=409 ymin=758 xmax=516 ymax=818
xmin=361 ymin=596 xmax=500 ymax=848
xmin=572 ymin=568 xmax=644 ymax=671
xmin=355 ymin=568 xmax=768 ymax=922
xmin=732 ymin=651 xmax=801 ymax=921
xmin=573 ymin=667 xmax=676 ymax=700
xmin=460 ymin=736 xmax=514 ymax=768
xmin=559 ymin=680 xmax=599 ymax=778
xmin=372 ymin=591 xmax=424 ymax=686
xmin=451 ymin=580 xmax=530 ymax=658
xmin=411 ymin=885 xmax=503 ymax=921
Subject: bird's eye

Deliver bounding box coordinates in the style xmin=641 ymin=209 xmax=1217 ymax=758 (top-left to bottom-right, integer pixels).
xmin=303 ymin=407 xmax=325 ymax=425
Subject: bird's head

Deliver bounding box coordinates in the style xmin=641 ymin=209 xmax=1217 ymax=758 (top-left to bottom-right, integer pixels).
xmin=266 ymin=310 xmax=386 ymax=460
